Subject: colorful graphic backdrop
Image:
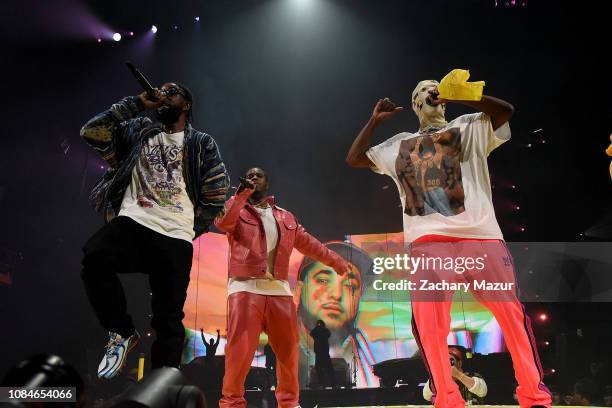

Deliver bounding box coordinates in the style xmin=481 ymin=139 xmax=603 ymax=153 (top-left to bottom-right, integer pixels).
xmin=181 ymin=232 xmax=504 ymax=388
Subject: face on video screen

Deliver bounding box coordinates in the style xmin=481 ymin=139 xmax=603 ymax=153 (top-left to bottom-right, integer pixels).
xmin=299 ymin=261 xmax=362 ymax=330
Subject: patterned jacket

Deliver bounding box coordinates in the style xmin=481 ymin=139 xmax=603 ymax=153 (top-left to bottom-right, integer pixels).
xmin=80 ymin=96 xmax=230 ymax=239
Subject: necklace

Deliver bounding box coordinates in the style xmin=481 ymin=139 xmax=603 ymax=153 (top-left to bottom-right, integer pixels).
xmin=419 ymin=123 xmax=447 ymax=134
xmin=251 ymin=198 xmax=269 ymax=209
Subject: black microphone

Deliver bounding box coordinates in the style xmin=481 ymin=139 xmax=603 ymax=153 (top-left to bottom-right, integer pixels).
xmin=234 ymin=177 xmax=255 ymax=191
xmin=126 ymin=61 xmax=158 ymax=101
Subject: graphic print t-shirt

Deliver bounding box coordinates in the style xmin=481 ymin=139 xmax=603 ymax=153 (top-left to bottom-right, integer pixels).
xmin=119 ymin=131 xmax=195 ymax=242
xmin=366 ymin=113 xmax=511 ymax=242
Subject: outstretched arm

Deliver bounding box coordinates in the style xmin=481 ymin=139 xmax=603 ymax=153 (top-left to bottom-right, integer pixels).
xmin=346 ymin=98 xmax=403 ymax=168
xmin=429 ymin=90 xmax=514 ymax=131
xmin=215 ymin=329 xmax=221 ymax=347
xmin=293 ymin=225 xmax=349 ymax=275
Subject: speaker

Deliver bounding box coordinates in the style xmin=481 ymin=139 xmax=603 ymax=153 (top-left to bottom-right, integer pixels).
xmin=112 ymin=367 xmax=206 ymax=408
xmin=308 ymin=358 xmax=351 ymax=388
xmin=180 ymin=356 xmax=224 ymax=391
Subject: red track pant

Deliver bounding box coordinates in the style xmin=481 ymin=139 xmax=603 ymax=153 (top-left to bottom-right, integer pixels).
xmin=410 ymin=236 xmax=551 ymax=408
xmin=220 ymin=292 xmax=299 ymax=408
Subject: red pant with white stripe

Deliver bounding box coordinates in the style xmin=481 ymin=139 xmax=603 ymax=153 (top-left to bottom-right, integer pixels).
xmin=220 ymin=292 xmax=299 ymax=408
xmin=410 ymin=236 xmax=551 ymax=408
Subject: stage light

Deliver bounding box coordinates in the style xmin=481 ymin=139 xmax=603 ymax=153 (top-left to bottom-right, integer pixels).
xmin=527 ymin=143 xmax=532 ymax=148
xmin=96 ymin=37 xmax=102 ymax=43
xmin=539 ymin=313 xmax=548 ymax=321
xmin=113 ymin=33 xmax=121 ymax=42
xmin=551 ymin=368 xmax=556 ymax=373
xmin=151 ymin=25 xmax=158 ymax=34
xmin=514 ymin=205 xmax=520 ymax=210
xmin=172 ymin=25 xmax=178 ymax=31
xmin=195 ymin=16 xmax=200 ymax=22
xmin=520 ymin=227 xmax=525 ymax=232
xmin=129 ymin=31 xmax=134 ymax=37
xmin=511 ymin=184 xmax=516 ymax=189
xmin=545 ymin=341 xmax=550 ymax=346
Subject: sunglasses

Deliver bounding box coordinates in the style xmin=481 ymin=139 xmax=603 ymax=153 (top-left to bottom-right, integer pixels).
xmin=163 ymin=86 xmax=187 ymax=99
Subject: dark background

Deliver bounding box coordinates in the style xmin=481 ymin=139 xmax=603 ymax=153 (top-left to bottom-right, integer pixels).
xmin=1 ymin=0 xmax=611 ymax=393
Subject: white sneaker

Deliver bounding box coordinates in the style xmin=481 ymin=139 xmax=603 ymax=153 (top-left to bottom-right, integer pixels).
xmin=97 ymin=330 xmax=140 ymax=379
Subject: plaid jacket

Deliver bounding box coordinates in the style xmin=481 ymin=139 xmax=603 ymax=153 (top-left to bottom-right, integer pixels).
xmin=80 ymin=96 xmax=230 ymax=239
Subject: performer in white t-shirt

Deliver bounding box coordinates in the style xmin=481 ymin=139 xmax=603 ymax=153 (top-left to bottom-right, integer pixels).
xmin=346 ymin=78 xmax=551 ymax=408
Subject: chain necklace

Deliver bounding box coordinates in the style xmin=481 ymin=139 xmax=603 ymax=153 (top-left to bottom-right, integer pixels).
xmin=250 ymin=198 xmax=269 ymax=209
xmin=419 ymin=123 xmax=446 ymax=134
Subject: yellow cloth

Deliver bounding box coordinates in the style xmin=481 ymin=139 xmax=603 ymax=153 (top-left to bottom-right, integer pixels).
xmin=437 ymin=69 xmax=485 ymax=101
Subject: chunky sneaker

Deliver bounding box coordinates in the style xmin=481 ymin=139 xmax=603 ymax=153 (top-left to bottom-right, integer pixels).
xmin=97 ymin=330 xmax=140 ymax=379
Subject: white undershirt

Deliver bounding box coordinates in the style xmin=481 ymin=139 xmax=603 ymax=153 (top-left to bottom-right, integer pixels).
xmin=227 ymin=205 xmax=292 ymax=296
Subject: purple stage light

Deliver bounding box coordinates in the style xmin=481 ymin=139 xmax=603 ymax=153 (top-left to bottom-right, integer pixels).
xmin=21 ymin=0 xmax=114 ymax=41
xmin=151 ymin=25 xmax=158 ymax=34
xmin=129 ymin=31 xmax=134 ymax=37
xmin=112 ymin=32 xmax=121 ymax=41
xmin=96 ymin=37 xmax=101 ymax=43
xmin=195 ymin=16 xmax=200 ymax=22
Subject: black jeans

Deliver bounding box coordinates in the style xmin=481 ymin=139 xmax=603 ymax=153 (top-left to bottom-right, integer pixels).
xmin=315 ymin=355 xmax=336 ymax=387
xmin=81 ymin=216 xmax=193 ymax=368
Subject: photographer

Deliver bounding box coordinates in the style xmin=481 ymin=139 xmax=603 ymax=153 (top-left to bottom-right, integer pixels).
xmin=423 ymin=346 xmax=487 ymax=405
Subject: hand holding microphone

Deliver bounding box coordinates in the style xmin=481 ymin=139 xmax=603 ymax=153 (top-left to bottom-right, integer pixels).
xmin=126 ymin=61 xmax=167 ymax=110
xmin=237 ymin=177 xmax=256 ymax=195
xmin=138 ymin=89 xmax=166 ymax=110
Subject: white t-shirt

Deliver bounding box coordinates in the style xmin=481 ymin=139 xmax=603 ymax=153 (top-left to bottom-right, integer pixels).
xmin=366 ymin=113 xmax=511 ymax=242
xmin=227 ymin=205 xmax=292 ymax=296
xmin=119 ymin=131 xmax=195 ymax=243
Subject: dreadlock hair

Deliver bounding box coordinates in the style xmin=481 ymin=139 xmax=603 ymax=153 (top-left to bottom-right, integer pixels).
xmin=174 ymin=82 xmax=193 ymax=124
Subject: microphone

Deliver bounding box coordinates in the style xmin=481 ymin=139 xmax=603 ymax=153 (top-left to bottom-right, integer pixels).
xmin=126 ymin=61 xmax=158 ymax=101
xmin=233 ymin=177 xmax=255 ymax=192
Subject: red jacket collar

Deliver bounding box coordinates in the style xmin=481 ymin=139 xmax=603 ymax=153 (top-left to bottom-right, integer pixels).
xmin=246 ymin=195 xmax=276 ymax=208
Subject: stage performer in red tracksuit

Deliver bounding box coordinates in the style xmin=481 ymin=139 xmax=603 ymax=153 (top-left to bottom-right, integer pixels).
xmin=216 ymin=167 xmax=349 ymax=408
xmin=346 ymin=79 xmax=551 ymax=408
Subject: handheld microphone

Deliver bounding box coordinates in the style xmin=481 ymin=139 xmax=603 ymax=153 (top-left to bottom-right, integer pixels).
xmin=126 ymin=61 xmax=158 ymax=101
xmin=234 ymin=177 xmax=255 ymax=192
